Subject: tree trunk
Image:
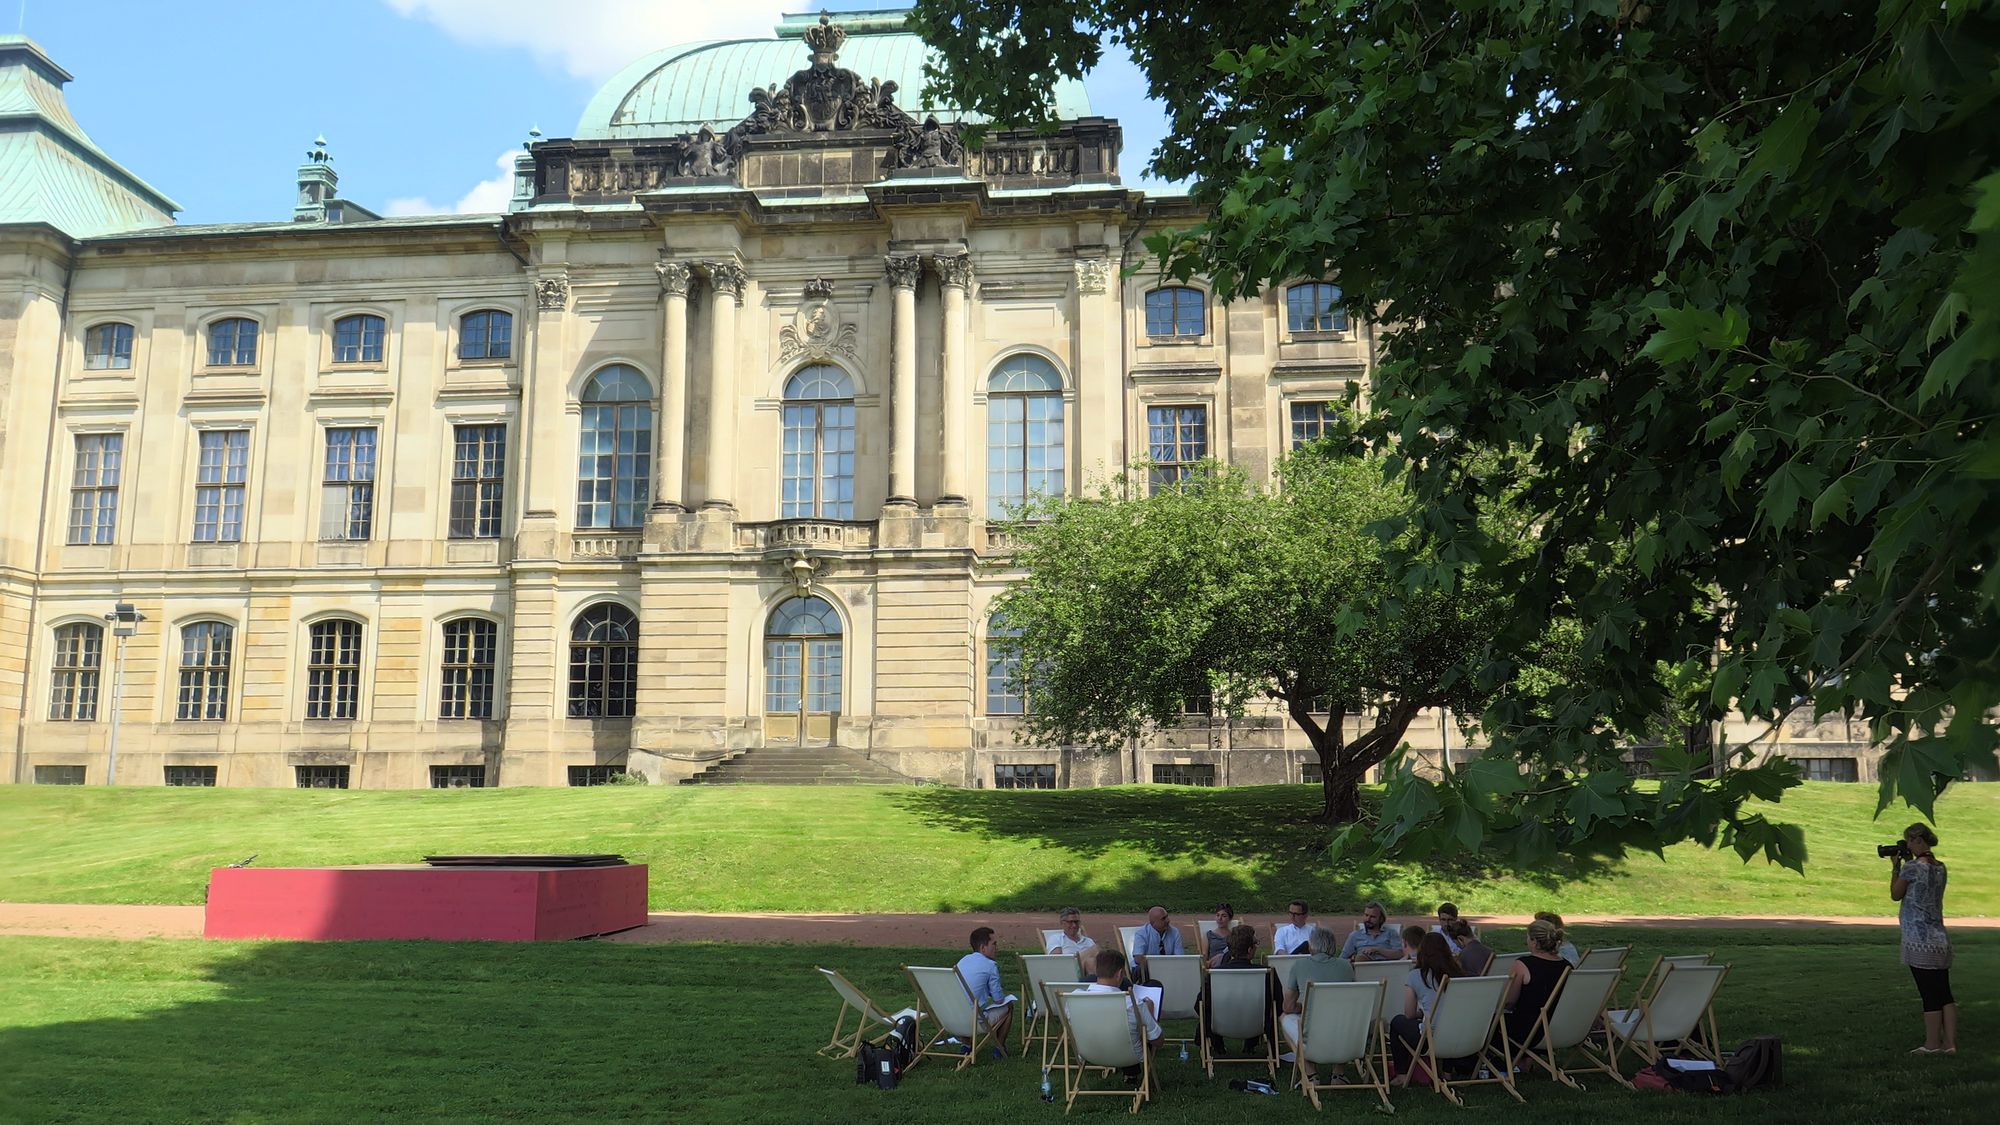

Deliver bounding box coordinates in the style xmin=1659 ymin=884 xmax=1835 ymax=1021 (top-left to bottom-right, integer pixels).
xmin=1321 ymin=768 xmax=1364 ymax=823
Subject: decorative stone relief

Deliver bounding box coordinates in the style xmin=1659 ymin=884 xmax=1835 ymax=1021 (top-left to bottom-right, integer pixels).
xmin=779 ymin=286 xmax=859 ymax=364
xmin=656 ymin=259 xmax=692 ymax=297
xmin=681 ymin=124 xmax=733 ymax=177
xmin=884 ymin=254 xmax=922 ymax=290
xmin=929 ymin=253 xmax=973 ymax=291
xmin=803 ymin=276 xmax=835 ymax=299
xmin=1074 ymin=257 xmax=1112 ymax=295
xmin=535 ymin=275 xmax=569 ymax=311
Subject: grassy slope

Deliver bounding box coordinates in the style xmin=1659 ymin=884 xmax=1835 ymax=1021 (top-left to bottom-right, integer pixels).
xmin=1 ymin=928 xmax=1994 ymax=1124
xmin=0 ymin=782 xmax=1992 ymax=916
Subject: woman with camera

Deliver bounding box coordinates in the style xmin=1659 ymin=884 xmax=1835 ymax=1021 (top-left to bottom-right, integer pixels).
xmin=1889 ymin=822 xmax=1957 ymax=1054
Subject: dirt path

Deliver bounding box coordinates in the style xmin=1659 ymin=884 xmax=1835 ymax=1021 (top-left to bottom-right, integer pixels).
xmin=5 ymin=901 xmax=1992 ymax=944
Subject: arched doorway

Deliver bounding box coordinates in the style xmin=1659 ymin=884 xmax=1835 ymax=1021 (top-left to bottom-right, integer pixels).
xmin=763 ymin=595 xmax=842 ymax=745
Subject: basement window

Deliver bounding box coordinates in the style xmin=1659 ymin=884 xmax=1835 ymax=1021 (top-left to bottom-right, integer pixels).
xmin=295 ymin=765 xmax=350 ymax=789
xmin=164 ymin=765 xmax=218 ymax=787
xmin=33 ymin=765 xmax=86 ymax=785
xmin=430 ymin=765 xmax=487 ymax=789
xmin=1152 ymin=764 xmax=1216 ymax=787
xmin=567 ymin=765 xmax=624 ymax=787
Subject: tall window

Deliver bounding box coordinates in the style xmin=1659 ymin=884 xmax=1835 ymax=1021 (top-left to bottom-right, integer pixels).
xmin=986 ymin=615 xmax=1026 ymax=716
xmin=765 ymin=596 xmax=843 ymax=719
xmin=459 ymin=310 xmax=513 ymax=360
xmin=332 ymin=314 xmax=386 ymax=363
xmin=306 ymin=620 xmax=363 ymax=720
xmin=176 ymin=621 xmax=233 ymax=721
xmin=192 ymin=430 xmax=249 ymax=542
xmin=568 ymin=603 xmax=638 ymax=718
xmin=84 ymin=322 xmax=134 ymax=370
xmin=986 ymin=355 xmax=1065 ymax=517
xmin=576 ymin=366 xmax=653 ymax=529
xmin=67 ymin=433 xmax=122 ymax=545
xmin=1144 ymin=287 xmax=1204 ymax=338
xmin=207 ymin=317 xmax=259 ymax=366
xmin=449 ymin=425 xmax=506 ymax=539
xmin=48 ymin=622 xmax=103 ymax=721
xmin=1147 ymin=404 xmax=1208 ymax=492
xmin=320 ymin=427 xmax=377 ymax=540
xmin=440 ymin=618 xmax=499 ymax=720
xmin=1289 ymin=401 xmax=1341 ymax=450
xmin=780 ymin=365 xmax=856 ymax=520
xmin=1286 ymin=283 xmax=1349 ymax=333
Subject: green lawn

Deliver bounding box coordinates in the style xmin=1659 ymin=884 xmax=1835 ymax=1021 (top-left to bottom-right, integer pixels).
xmin=0 ymin=928 xmax=1991 ymax=1123
xmin=1 ymin=782 xmax=1993 ymax=917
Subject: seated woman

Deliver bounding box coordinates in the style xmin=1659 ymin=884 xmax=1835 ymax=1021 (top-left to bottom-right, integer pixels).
xmin=1204 ymin=924 xmax=1274 ymax=1056
xmin=1204 ymin=903 xmax=1237 ymax=968
xmin=1500 ymin=917 xmax=1570 ymax=1051
xmin=1400 ymin=924 xmax=1427 ymax=961
xmin=1446 ymin=918 xmax=1494 ymax=975
xmin=1390 ymin=933 xmax=1466 ymax=1083
xmin=1534 ymin=910 xmax=1582 ymax=965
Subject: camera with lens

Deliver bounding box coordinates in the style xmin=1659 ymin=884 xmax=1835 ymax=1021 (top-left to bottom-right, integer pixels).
xmin=1877 ymin=841 xmax=1912 ymax=860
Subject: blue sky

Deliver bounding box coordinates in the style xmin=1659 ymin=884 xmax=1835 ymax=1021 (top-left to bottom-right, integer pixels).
xmin=33 ymin=1 xmax=1172 ymax=225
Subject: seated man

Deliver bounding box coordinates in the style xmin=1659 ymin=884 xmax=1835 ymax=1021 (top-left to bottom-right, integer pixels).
xmin=1280 ymin=925 xmax=1356 ymax=1084
xmin=1272 ymin=900 xmax=1315 ymax=956
xmin=1431 ymin=901 xmax=1461 ymax=936
xmin=1445 ymin=917 xmax=1494 ymax=975
xmin=1400 ymin=924 xmax=1427 ymax=961
xmin=1129 ymin=904 xmax=1184 ymax=979
xmin=1046 ymin=906 xmax=1099 ymax=975
xmin=1080 ymin=948 xmax=1162 ymax=1055
xmin=1341 ymin=901 xmax=1403 ymax=962
xmin=954 ymin=926 xmax=1014 ymax=1056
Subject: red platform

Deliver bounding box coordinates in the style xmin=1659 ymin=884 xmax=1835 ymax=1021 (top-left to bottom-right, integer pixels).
xmin=203 ymin=863 xmax=648 ymax=942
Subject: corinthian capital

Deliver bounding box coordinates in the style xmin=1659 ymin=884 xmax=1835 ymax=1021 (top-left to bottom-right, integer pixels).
xmin=884 ymin=253 xmax=922 ymax=290
xmin=700 ymin=260 xmax=748 ymax=302
xmin=929 ymin=252 xmax=972 ymax=291
xmin=655 ymin=258 xmax=692 ymax=298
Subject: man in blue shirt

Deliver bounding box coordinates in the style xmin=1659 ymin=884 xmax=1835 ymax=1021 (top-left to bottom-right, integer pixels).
xmin=1340 ymin=901 xmax=1403 ymax=962
xmin=954 ymin=926 xmax=1014 ymax=1054
xmin=1128 ymin=905 xmax=1185 ymax=976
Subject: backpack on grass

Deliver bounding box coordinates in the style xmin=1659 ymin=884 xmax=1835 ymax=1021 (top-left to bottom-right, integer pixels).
xmin=1723 ymin=1036 xmax=1784 ymax=1091
xmin=853 ymin=1015 xmax=918 ymax=1090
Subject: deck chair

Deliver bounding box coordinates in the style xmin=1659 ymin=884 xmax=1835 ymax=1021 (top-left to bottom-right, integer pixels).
xmin=1056 ymin=990 xmax=1155 ymax=1114
xmin=1286 ymin=979 xmax=1393 ymax=1111
xmin=1201 ymin=967 xmax=1277 ymax=1077
xmin=1577 ymin=945 xmax=1630 ymax=972
xmin=1143 ymin=954 xmax=1203 ymax=1053
xmin=814 ymin=967 xmax=918 ymax=1059
xmin=1516 ymin=966 xmax=1627 ymax=1088
xmin=1408 ymin=974 xmax=1522 ymax=1107
xmin=1040 ymin=980 xmax=1094 ymax=1071
xmin=1352 ymin=959 xmax=1411 ymax=1027
xmin=1039 ymin=928 xmax=1067 ymax=953
xmin=904 ymin=964 xmax=1005 ymax=1071
xmin=1197 ymin=918 xmax=1223 ymax=952
xmin=1266 ymin=954 xmax=1308 ymax=987
xmin=1486 ymin=951 xmax=1527 ymax=978
xmin=1624 ymin=953 xmax=1711 ymax=1006
xmin=1116 ymin=924 xmax=1146 ymax=961
xmin=1604 ymin=962 xmax=1729 ymax=1070
xmin=1020 ymin=953 xmax=1084 ymax=1054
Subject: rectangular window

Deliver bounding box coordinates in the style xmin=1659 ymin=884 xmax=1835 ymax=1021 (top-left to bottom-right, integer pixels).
xmin=67 ymin=434 xmax=123 ymax=545
xmin=320 ymin=428 xmax=377 ymax=540
xmin=567 ymin=765 xmax=625 ymax=787
xmin=333 ymin=315 xmax=385 ymax=364
xmin=164 ymin=765 xmax=218 ymax=787
xmin=295 ymin=765 xmax=350 ymax=789
xmin=1288 ymin=401 xmax=1341 ymax=450
xmin=306 ymin=621 xmax=363 ymax=721
xmin=176 ymin=622 xmax=233 ymax=721
xmin=1181 ymin=691 xmax=1213 ymax=717
xmin=33 ymin=765 xmax=86 ymax=785
xmin=1286 ymin=284 xmax=1349 ymax=334
xmin=1146 ymin=405 xmax=1208 ymax=492
xmin=47 ymin=623 xmax=103 ymax=721
xmin=1796 ymin=757 xmax=1860 ymax=782
xmin=192 ymin=430 xmax=249 ymax=543
xmin=449 ymin=425 xmax=506 ymax=539
xmin=430 ymin=765 xmax=487 ymax=789
xmin=84 ymin=323 xmax=134 ymax=370
xmin=1151 ymin=764 xmax=1217 ymax=786
xmin=439 ymin=619 xmax=498 ymax=720
xmin=993 ymin=764 xmax=1057 ymax=790
xmin=459 ymin=311 xmax=513 ymax=361
xmin=1302 ymin=763 xmax=1323 ymax=785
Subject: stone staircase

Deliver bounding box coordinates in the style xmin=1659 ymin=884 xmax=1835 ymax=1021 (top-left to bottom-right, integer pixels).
xmin=678 ymin=745 xmax=916 ymax=785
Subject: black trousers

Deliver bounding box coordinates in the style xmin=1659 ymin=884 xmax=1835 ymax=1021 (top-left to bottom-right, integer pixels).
xmin=1911 ymin=966 xmax=1955 ymax=1012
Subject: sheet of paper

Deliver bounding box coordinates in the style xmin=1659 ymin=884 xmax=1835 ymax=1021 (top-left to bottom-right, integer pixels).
xmin=1665 ymin=1058 xmax=1718 ymax=1071
xmin=1132 ymin=984 xmax=1163 ymax=1017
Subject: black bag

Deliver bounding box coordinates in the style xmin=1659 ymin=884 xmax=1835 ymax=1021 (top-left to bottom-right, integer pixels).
xmin=853 ymin=1015 xmax=919 ymax=1090
xmin=1723 ymin=1036 xmax=1784 ymax=1091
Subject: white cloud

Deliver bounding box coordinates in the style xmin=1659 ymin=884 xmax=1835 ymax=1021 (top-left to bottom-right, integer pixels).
xmin=384 ymin=149 xmax=519 ymax=216
xmin=381 ymin=0 xmax=789 ymax=80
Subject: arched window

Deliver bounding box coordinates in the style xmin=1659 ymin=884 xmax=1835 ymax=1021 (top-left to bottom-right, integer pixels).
xmin=306 ymin=619 xmax=363 ymax=720
xmin=986 ymin=355 xmax=1065 ymax=517
xmin=765 ymin=596 xmax=842 ymax=744
xmin=1286 ymin=283 xmax=1348 ymax=333
xmin=459 ymin=310 xmax=513 ymax=361
xmin=84 ymin=322 xmax=135 ymax=370
xmin=780 ymin=365 xmax=855 ymax=520
xmin=576 ymin=365 xmax=653 ymax=529
xmin=332 ymin=314 xmax=386 ymax=363
xmin=439 ymin=617 xmax=499 ymax=720
xmin=176 ymin=621 xmax=234 ymax=721
xmin=207 ymin=317 xmax=259 ymax=366
xmin=48 ymin=622 xmax=104 ymax=721
xmin=1143 ymin=286 xmax=1205 ymax=338
xmin=985 ymin=614 xmax=1026 ymax=716
xmin=567 ymin=603 xmax=637 ymax=718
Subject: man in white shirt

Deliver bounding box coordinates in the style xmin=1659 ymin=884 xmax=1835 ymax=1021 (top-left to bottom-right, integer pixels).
xmin=1080 ymin=948 xmax=1161 ymax=1061
xmin=953 ymin=926 xmax=1014 ymax=1055
xmin=1046 ymin=906 xmax=1099 ymax=974
xmin=1272 ymin=899 xmax=1315 ymax=956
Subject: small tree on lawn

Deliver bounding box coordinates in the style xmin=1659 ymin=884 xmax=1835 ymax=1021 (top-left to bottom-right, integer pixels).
xmin=994 ymin=449 xmax=1508 ymax=823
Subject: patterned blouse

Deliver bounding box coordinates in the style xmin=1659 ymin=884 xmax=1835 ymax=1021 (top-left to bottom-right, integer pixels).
xmin=1899 ymin=859 xmax=1952 ymax=970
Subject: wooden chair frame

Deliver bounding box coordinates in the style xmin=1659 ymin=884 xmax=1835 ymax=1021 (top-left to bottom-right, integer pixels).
xmin=903 ymin=964 xmax=1004 ymax=1072
xmin=1056 ymin=990 xmax=1157 ymax=1115
xmin=1408 ymin=974 xmax=1523 ymax=1107
xmin=1288 ymin=979 xmax=1394 ymax=1112
xmin=1039 ymin=980 xmax=1094 ymax=1072
xmin=1514 ymin=966 xmax=1632 ymax=1089
xmin=1605 ymin=962 xmax=1730 ymax=1073
xmin=814 ymin=967 xmax=908 ymax=1059
xmin=1019 ymin=952 xmax=1084 ymax=1055
xmin=1199 ymin=967 xmax=1278 ymax=1078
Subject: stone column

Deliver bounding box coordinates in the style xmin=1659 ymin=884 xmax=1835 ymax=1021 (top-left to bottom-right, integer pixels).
xmin=884 ymin=254 xmax=922 ymax=507
xmin=651 ymin=258 xmax=692 ymax=513
xmin=700 ymin=260 xmax=747 ymax=511
xmin=932 ymin=252 xmax=972 ymax=505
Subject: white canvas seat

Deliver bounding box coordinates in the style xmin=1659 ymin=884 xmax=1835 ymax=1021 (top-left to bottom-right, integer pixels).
xmin=1516 ymin=966 xmax=1626 ymax=1088
xmin=1266 ymin=953 xmax=1308 ymax=985
xmin=1352 ymin=959 xmax=1411 ymax=1027
xmin=1605 ymin=962 xmax=1729 ymax=1070
xmin=1406 ymin=974 xmax=1522 ymax=1106
xmin=813 ymin=967 xmax=918 ymax=1059
xmin=1486 ymin=951 xmax=1527 ymax=978
xmin=1142 ymin=954 xmax=1203 ymax=1051
xmin=1039 ymin=928 xmax=1067 ymax=952
xmin=1056 ymin=990 xmax=1155 ymax=1114
xmin=904 ymin=964 xmax=1004 ymax=1071
xmin=1019 ymin=953 xmax=1084 ymax=1054
xmin=1284 ymin=979 xmax=1392 ymax=1111
xmin=1200 ymin=967 xmax=1277 ymax=1077
xmin=1196 ymin=918 xmax=1224 ymax=952
xmin=1577 ymin=944 xmax=1630 ymax=971
xmin=1039 ymin=980 xmax=1094 ymax=1071
xmin=1624 ymin=952 xmax=1711 ymax=1006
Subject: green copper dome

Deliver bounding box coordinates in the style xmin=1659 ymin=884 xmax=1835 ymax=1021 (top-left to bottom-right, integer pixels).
xmin=574 ymin=10 xmax=1090 ymax=140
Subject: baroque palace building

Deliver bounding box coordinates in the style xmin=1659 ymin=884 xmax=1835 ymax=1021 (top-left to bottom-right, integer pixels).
xmin=0 ymin=14 xmax=1877 ymax=790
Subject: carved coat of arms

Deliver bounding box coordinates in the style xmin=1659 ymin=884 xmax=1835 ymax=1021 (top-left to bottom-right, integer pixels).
xmin=778 ymin=280 xmax=858 ymax=363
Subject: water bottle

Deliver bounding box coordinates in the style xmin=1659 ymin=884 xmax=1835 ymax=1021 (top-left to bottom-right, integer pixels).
xmin=1247 ymin=1078 xmax=1279 ymax=1095
xmin=1178 ymin=1042 xmax=1190 ymax=1063
xmin=1040 ymin=1067 xmax=1054 ymax=1102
